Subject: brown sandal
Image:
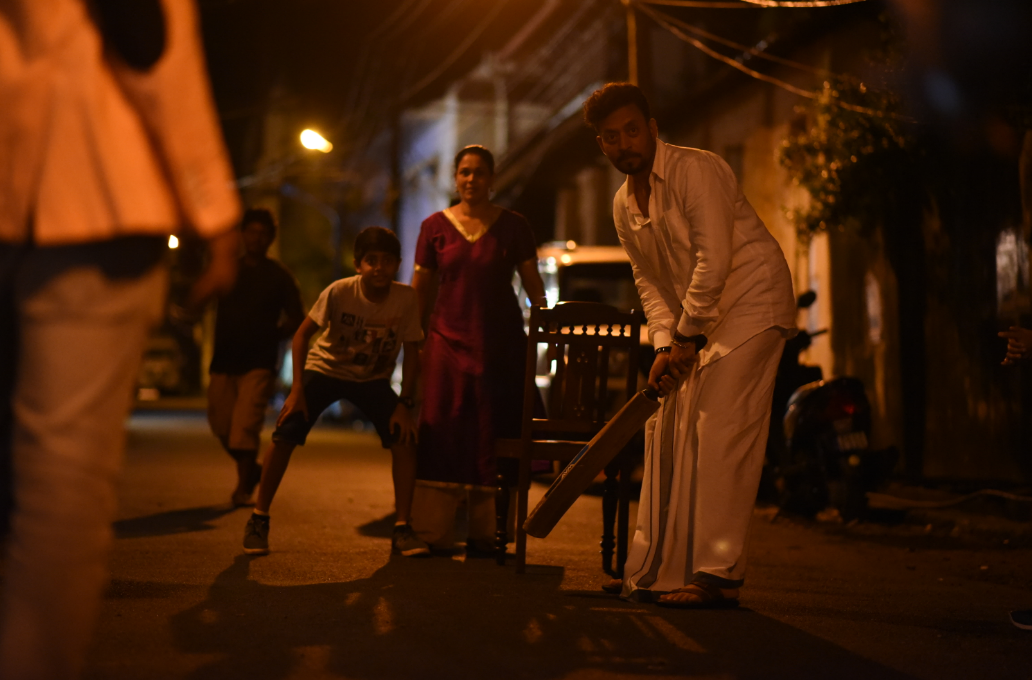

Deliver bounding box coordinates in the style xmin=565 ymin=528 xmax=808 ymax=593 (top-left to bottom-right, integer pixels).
xmin=655 ymin=581 xmax=739 ymax=609
xmin=601 ymin=578 xmax=623 ymax=595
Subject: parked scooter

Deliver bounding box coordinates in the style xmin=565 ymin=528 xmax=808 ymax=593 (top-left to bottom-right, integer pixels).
xmin=763 ymin=292 xmax=897 ymax=520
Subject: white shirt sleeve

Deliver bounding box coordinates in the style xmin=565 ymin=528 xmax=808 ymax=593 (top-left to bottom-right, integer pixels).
xmin=674 ymin=154 xmax=737 ymax=338
xmin=308 ymin=285 xmax=332 ymax=328
xmin=614 ymin=193 xmax=677 ymax=348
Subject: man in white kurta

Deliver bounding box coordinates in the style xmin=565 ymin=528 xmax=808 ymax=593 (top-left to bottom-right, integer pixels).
xmin=584 ymin=83 xmax=796 ymax=607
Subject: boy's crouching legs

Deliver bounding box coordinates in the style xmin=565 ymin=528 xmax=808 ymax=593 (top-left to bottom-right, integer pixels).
xmin=241 ymin=439 xmax=296 ymax=555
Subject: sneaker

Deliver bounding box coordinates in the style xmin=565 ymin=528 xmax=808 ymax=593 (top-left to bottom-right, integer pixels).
xmin=243 ymin=514 xmax=270 ymax=555
xmin=1011 ymin=610 xmax=1032 ymax=630
xmin=392 ymin=524 xmax=430 ymax=557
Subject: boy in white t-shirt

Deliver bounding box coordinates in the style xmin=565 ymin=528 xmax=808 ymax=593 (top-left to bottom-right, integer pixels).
xmin=242 ymin=227 xmax=428 ymax=556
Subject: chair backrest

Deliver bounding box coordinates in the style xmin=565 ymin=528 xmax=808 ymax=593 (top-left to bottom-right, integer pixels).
xmin=519 ymin=302 xmax=641 ymax=442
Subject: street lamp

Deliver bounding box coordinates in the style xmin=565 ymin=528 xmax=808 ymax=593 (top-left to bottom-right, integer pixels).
xmin=300 ymin=129 xmax=333 ymax=153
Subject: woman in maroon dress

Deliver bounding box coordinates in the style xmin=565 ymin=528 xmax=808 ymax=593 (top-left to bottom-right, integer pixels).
xmin=410 ymin=145 xmax=547 ymax=553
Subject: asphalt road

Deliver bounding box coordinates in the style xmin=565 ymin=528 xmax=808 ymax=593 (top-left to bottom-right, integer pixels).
xmin=82 ymin=413 xmax=1032 ymax=680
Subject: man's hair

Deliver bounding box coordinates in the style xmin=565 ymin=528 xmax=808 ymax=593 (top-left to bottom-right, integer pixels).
xmin=453 ymin=144 xmax=495 ymax=174
xmin=241 ymin=208 xmax=277 ymax=240
xmin=582 ymin=82 xmax=652 ymax=130
xmin=354 ymin=226 xmax=401 ymax=263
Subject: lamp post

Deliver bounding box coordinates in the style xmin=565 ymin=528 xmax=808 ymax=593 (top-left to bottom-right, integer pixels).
xmin=291 ymin=129 xmax=344 ymax=280
xmin=280 ymin=183 xmax=343 ymax=281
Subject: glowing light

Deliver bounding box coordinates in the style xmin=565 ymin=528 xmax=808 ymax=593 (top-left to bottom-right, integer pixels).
xmin=561 ymin=254 xmax=572 ymax=264
xmin=300 ymin=129 xmax=333 ymax=152
xmin=566 ymin=240 xmax=577 ymax=249
xmin=168 ymin=235 xmax=179 ymax=249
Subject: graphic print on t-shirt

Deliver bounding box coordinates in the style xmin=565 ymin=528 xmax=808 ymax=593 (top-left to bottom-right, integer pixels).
xmin=305 ymin=276 xmax=422 ymax=382
xmin=338 ymin=312 xmax=400 ymax=376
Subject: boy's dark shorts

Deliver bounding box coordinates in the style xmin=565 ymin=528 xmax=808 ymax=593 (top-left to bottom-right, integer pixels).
xmin=273 ymin=370 xmax=399 ymax=449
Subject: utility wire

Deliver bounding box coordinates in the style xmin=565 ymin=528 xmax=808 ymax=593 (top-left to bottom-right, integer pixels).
xmin=637 ymin=3 xmax=909 ymax=120
xmin=649 ymin=8 xmax=841 ymax=78
xmin=398 ymin=0 xmax=511 ymax=103
xmin=641 ymin=0 xmax=865 ymax=7
xmin=738 ymin=0 xmax=866 ymax=6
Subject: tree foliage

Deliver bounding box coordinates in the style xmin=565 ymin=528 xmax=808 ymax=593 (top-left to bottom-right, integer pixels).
xmin=778 ymin=77 xmax=915 ymax=243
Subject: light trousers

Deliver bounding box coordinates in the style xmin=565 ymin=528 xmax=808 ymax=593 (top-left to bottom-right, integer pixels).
xmin=410 ymin=481 xmax=513 ymax=550
xmin=0 ymin=247 xmax=167 ymax=680
xmin=624 ymin=327 xmax=785 ymax=598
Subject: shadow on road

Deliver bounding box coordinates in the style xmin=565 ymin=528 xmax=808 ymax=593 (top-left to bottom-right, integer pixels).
xmin=167 ymin=554 xmax=917 ymax=680
xmin=355 ymin=512 xmax=397 ymax=539
xmin=114 ymin=505 xmax=238 ymax=539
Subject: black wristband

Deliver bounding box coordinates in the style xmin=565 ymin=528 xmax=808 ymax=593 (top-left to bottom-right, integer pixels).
xmin=655 ymin=346 xmax=672 ymax=354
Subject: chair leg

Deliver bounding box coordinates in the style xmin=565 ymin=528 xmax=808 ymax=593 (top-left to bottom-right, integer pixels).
xmin=495 ymin=473 xmax=509 ymax=565
xmin=515 ymin=455 xmax=531 ymax=574
xmin=601 ymin=460 xmax=619 ymax=577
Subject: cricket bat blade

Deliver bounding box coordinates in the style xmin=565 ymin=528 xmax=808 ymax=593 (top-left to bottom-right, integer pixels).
xmin=523 ymin=388 xmax=660 ymax=539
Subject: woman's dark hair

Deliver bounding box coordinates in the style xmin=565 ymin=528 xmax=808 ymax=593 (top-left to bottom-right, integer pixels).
xmin=582 ymin=82 xmax=652 ymax=131
xmin=241 ymin=207 xmax=277 ymax=240
xmin=354 ymin=226 xmax=401 ymax=263
xmin=453 ymin=145 xmax=495 ymax=175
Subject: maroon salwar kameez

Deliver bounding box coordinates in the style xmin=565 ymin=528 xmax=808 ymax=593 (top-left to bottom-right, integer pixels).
xmin=415 ymin=207 xmax=537 ymax=490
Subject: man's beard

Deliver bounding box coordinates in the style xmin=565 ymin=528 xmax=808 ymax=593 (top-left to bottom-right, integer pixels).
xmin=615 ymin=152 xmax=647 ymax=175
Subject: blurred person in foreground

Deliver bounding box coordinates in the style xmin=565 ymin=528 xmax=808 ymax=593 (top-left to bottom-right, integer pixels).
xmin=0 ymin=0 xmax=240 ymax=677
xmin=206 ymin=208 xmax=304 ymax=507
xmin=584 ymin=83 xmax=796 ymax=608
xmin=409 ymin=145 xmax=547 ymax=555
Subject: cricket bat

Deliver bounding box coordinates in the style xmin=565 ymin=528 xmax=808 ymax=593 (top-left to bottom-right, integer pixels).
xmin=523 ymin=387 xmax=661 ymax=539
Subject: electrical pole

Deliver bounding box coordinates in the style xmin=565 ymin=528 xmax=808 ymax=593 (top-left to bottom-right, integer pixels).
xmin=623 ymin=0 xmax=638 ymax=85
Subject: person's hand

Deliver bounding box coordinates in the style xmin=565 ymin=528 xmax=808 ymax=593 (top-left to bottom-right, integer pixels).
xmin=187 ymin=229 xmax=240 ymax=311
xmin=277 ymin=388 xmax=308 ymax=427
xmin=389 ymin=403 xmax=418 ymax=446
xmin=1000 ymin=326 xmax=1032 ymax=365
xmin=648 ymin=352 xmax=677 ymax=397
xmin=668 ymin=341 xmax=697 ymax=379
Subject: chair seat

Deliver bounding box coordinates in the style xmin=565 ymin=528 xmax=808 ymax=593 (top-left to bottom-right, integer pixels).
xmin=495 ymin=438 xmax=588 ymax=462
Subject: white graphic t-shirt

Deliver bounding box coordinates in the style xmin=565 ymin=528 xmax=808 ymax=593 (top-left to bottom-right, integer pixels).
xmin=305 ymin=276 xmax=423 ymax=382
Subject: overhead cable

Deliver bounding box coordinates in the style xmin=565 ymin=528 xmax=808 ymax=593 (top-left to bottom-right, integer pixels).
xmin=637 ymin=3 xmax=909 ymax=120
xmin=399 ymin=0 xmax=511 ymax=103
xmin=641 ymin=0 xmax=866 ymax=7
xmin=648 ymin=9 xmax=840 ymax=78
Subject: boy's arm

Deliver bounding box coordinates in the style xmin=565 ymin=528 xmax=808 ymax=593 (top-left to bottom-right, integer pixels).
xmin=389 ymin=341 xmax=421 ymax=445
xmin=290 ymin=316 xmax=319 ymax=388
xmin=399 ymin=340 xmax=419 ymax=401
xmin=279 ymin=316 xmax=320 ymax=424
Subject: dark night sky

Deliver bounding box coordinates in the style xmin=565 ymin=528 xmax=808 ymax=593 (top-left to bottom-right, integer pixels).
xmin=198 ymin=0 xmax=548 ymax=149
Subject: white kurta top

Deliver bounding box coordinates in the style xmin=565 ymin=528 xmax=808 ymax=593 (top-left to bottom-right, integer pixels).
xmin=613 ymin=140 xmax=796 ymax=365
xmin=0 ymin=0 xmax=240 ymax=245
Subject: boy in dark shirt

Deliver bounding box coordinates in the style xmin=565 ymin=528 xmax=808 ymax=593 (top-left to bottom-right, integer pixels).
xmin=208 ymin=209 xmax=304 ymax=505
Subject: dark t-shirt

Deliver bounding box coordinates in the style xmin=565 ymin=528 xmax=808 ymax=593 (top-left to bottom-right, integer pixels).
xmin=210 ymin=258 xmax=303 ymax=375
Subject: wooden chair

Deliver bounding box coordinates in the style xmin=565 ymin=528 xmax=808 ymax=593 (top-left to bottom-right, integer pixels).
xmin=495 ymin=302 xmax=642 ymax=574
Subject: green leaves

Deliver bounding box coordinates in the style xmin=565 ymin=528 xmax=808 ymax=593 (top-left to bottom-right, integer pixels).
xmin=778 ymin=77 xmax=914 ymax=242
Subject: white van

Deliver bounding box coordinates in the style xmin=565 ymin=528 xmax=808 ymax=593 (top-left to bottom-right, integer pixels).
xmin=515 ymin=241 xmax=654 ymax=400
